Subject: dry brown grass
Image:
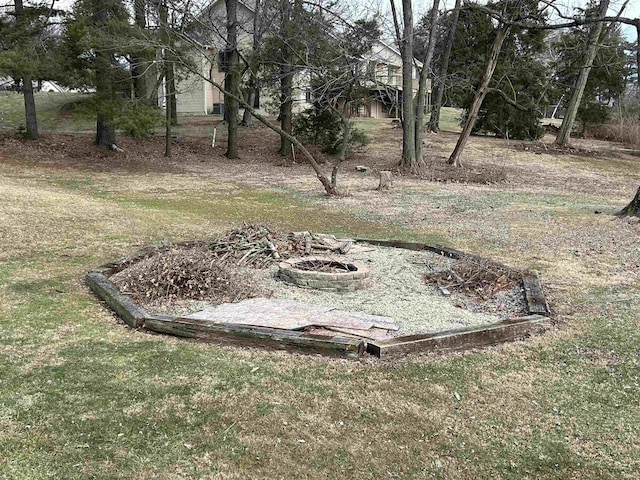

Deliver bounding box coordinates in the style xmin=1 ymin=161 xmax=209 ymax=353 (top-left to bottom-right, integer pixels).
xmin=589 ymin=117 xmax=640 ymax=146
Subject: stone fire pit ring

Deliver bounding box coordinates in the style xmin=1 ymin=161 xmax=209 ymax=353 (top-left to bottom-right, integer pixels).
xmin=278 ymin=256 xmax=370 ymax=291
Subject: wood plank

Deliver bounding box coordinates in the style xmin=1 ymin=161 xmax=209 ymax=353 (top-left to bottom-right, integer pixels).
xmin=368 ymin=316 xmax=549 ymax=357
xmin=522 ymin=270 xmax=550 ymax=316
xmin=144 ymin=315 xmax=366 ymax=358
xmin=85 ymin=271 xmax=149 ymax=328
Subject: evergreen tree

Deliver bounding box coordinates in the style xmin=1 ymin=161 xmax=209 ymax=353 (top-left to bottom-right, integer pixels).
xmin=0 ymin=0 xmax=64 ymax=139
xmin=63 ymin=0 xmax=132 ymax=147
xmin=554 ymin=23 xmax=628 ymax=133
xmin=447 ymin=1 xmax=548 ymax=141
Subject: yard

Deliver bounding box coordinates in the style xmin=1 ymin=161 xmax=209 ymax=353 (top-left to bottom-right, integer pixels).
xmin=1 ymin=93 xmax=639 ymax=478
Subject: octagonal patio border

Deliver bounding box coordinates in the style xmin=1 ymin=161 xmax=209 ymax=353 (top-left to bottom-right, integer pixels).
xmin=86 ymin=238 xmax=551 ymax=359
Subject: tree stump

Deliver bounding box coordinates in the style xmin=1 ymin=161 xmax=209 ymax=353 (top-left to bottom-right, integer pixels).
xmin=377 ymin=171 xmax=393 ymax=191
xmin=617 ymin=186 xmax=640 ymax=218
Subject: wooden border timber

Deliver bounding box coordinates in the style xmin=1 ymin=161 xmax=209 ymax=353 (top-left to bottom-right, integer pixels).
xmin=367 ymin=315 xmax=548 ymax=358
xmin=145 ymin=315 xmax=365 ymax=358
xmin=86 ymin=238 xmax=551 ymax=359
xmin=85 ymin=268 xmax=365 ymax=359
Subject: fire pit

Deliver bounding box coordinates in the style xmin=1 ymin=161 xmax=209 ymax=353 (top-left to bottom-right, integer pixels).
xmin=278 ymin=256 xmax=370 ymax=291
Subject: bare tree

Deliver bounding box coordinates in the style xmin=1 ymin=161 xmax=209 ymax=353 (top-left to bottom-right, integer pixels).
xmin=555 ymin=0 xmax=610 ymax=146
xmin=447 ymin=24 xmax=510 ymax=167
xmin=159 ymin=0 xmax=173 ymax=157
xmin=225 ymin=0 xmax=240 ymax=158
xmin=400 ymin=0 xmax=416 ymax=167
xmin=414 ymin=0 xmax=439 ymax=165
xmin=428 ymin=0 xmax=461 ymax=133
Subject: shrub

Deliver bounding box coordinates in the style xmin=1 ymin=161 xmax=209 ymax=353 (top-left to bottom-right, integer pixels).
xmin=469 ymin=91 xmax=544 ymax=141
xmin=114 ymin=101 xmax=163 ymax=138
xmin=293 ymin=107 xmax=368 ymax=154
xmin=577 ymin=103 xmax=611 ymax=134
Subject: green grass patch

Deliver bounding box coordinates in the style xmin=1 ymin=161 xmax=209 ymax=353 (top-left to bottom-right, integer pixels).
xmin=0 ymin=91 xmax=94 ymax=133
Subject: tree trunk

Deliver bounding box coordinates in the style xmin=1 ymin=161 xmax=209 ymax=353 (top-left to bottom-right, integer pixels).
xmin=14 ymin=0 xmax=38 ymax=139
xmin=21 ymin=75 xmax=39 ymax=140
xmin=279 ymin=67 xmax=293 ymax=156
xmin=428 ymin=0 xmax=460 ymax=133
xmin=241 ymin=86 xmax=256 ymax=126
xmin=278 ymin=0 xmax=296 ymax=157
xmin=131 ymin=0 xmax=148 ymax=101
xmin=330 ymin=104 xmax=351 ymax=189
xmin=555 ymin=0 xmax=609 ymax=147
xmin=400 ymin=0 xmax=416 ymax=168
xmin=447 ymin=25 xmax=509 ymax=167
xmin=160 ymin=1 xmax=172 ymax=156
xmin=636 ymin=21 xmax=640 ymax=94
xmin=95 ymin=105 xmax=116 ymax=147
xmin=617 ymin=186 xmax=640 ymax=217
xmin=225 ymin=0 xmax=240 ymax=159
xmin=93 ymin=0 xmax=117 ymax=148
xmin=165 ymin=76 xmax=172 ymax=157
xmin=169 ymin=67 xmax=177 ymax=126
xmin=414 ymin=0 xmax=439 ymax=165
xmin=240 ymin=0 xmax=262 ymax=127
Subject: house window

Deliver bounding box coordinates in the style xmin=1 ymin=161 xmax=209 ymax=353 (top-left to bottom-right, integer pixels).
xmin=212 ymin=103 xmax=224 ymax=115
xmin=305 ymin=89 xmax=312 ymax=103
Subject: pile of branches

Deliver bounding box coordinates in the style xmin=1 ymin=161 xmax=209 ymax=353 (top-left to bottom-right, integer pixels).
xmin=111 ymin=244 xmax=261 ymax=304
xmin=424 ymin=257 xmax=521 ymax=300
xmin=208 ymin=224 xmax=352 ymax=268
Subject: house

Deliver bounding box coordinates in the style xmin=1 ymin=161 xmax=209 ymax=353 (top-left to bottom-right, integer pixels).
xmin=170 ymin=0 xmax=429 ymax=119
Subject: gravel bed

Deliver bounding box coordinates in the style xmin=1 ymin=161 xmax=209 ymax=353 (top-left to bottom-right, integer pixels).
xmin=254 ymin=244 xmax=526 ymax=336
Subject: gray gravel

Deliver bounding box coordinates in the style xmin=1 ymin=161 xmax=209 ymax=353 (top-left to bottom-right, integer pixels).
xmin=256 ymin=244 xmax=526 ymax=336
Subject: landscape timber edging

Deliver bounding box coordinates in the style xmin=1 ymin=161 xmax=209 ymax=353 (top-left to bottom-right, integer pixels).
xmin=367 ymin=315 xmax=549 ymax=358
xmin=85 ymin=237 xmax=552 ymax=359
xmin=85 ymin=267 xmax=366 ymax=359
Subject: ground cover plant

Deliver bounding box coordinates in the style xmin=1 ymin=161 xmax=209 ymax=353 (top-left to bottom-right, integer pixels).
xmin=1 ymin=104 xmax=640 ymax=479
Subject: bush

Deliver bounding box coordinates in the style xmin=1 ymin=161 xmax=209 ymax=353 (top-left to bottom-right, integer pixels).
xmin=577 ymin=102 xmax=611 ymax=133
xmin=114 ymin=101 xmax=163 ymax=138
xmin=469 ymin=91 xmax=544 ymax=140
xmin=293 ymin=107 xmax=368 ymax=154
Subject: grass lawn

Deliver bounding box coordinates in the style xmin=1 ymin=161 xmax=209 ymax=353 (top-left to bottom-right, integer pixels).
xmin=0 ymin=91 xmax=95 ymax=133
xmin=1 ymin=102 xmax=640 ymax=479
